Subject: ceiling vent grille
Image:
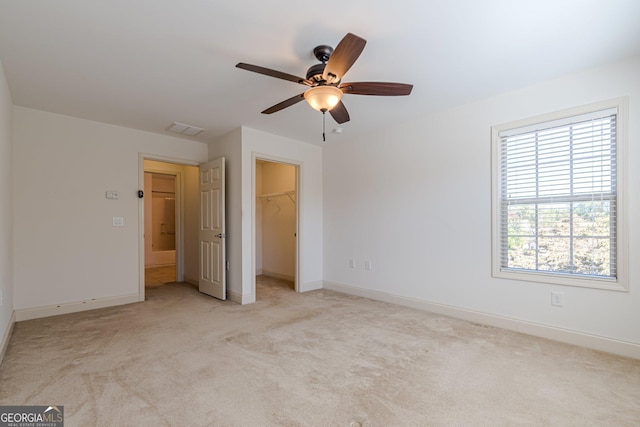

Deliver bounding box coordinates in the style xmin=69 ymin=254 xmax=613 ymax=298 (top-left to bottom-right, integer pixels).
xmin=167 ymin=122 xmax=205 ymax=136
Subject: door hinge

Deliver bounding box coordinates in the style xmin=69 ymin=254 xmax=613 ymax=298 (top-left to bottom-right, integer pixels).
xmin=226 ymin=260 xmax=230 ymax=270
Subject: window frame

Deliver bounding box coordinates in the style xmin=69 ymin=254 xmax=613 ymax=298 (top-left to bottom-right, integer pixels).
xmin=491 ymin=98 xmax=628 ymax=291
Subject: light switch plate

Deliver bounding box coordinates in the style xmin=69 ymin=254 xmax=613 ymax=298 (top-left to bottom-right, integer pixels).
xmin=106 ymin=191 xmax=120 ymax=200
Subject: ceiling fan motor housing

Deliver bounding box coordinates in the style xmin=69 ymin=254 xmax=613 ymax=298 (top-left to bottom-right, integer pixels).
xmin=306 ymin=63 xmax=327 ymax=84
xmin=306 ymin=45 xmax=336 ymax=84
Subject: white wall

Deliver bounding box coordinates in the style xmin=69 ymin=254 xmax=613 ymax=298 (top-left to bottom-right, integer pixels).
xmin=259 ymin=162 xmax=296 ymax=280
xmin=209 ymin=127 xmax=322 ymax=302
xmin=323 ymin=56 xmax=640 ymax=351
xmin=0 ymin=59 xmax=14 ymax=354
xmin=12 ymin=107 xmax=208 ymax=314
xmin=242 ymin=127 xmax=323 ymax=296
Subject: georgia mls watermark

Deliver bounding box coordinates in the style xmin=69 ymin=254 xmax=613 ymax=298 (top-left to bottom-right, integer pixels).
xmin=0 ymin=406 xmax=63 ymax=427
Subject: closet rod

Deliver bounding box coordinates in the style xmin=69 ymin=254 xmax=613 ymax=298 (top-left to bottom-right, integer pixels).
xmin=257 ymin=190 xmax=295 ymax=203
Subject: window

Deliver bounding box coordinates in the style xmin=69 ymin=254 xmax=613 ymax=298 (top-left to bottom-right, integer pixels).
xmin=492 ymin=99 xmax=627 ymax=290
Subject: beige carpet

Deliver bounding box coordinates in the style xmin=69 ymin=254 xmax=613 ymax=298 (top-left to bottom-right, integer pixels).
xmin=1 ymin=277 xmax=639 ymax=426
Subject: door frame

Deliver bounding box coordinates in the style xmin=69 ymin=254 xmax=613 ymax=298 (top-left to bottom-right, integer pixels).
xmin=251 ymin=152 xmax=301 ymax=298
xmin=138 ymin=153 xmax=199 ymax=301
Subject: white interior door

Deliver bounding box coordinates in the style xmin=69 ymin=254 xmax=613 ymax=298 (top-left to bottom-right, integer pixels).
xmin=199 ymin=157 xmax=226 ymax=300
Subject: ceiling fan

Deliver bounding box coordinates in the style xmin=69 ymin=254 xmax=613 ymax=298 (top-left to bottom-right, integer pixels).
xmin=236 ymin=33 xmax=413 ymax=140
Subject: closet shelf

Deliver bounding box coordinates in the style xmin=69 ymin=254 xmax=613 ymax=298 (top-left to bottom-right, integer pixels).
xmin=257 ymin=190 xmax=295 ymax=204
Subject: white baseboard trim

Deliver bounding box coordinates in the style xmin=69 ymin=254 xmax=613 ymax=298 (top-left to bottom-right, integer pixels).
xmin=227 ymin=290 xmax=242 ymax=304
xmin=299 ymin=280 xmax=323 ymax=293
xmin=15 ymin=294 xmax=140 ymax=322
xmin=261 ymin=270 xmax=295 ymax=282
xmin=256 ymin=269 xmax=263 ymax=276
xmin=184 ymin=274 xmax=198 ymax=286
xmin=323 ymin=281 xmax=640 ymax=360
xmin=228 ymin=290 xmax=255 ymax=305
xmin=0 ymin=311 xmax=16 ymax=366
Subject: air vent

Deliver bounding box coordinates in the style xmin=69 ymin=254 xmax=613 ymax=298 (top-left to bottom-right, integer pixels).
xmin=167 ymin=122 xmax=204 ymax=136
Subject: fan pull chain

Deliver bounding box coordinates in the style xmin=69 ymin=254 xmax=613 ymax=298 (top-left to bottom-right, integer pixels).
xmin=322 ymin=111 xmax=326 ymax=142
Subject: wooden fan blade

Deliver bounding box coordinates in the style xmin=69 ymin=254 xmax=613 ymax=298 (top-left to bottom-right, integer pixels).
xmin=340 ymin=82 xmax=413 ymax=96
xmin=236 ymin=63 xmax=311 ymax=86
xmin=323 ymin=33 xmax=366 ymax=84
xmin=261 ymin=93 xmax=306 ymax=114
xmin=329 ymin=101 xmax=350 ymax=124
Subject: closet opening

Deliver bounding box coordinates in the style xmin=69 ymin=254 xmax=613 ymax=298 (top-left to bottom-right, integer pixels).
xmin=255 ymin=159 xmax=298 ymax=297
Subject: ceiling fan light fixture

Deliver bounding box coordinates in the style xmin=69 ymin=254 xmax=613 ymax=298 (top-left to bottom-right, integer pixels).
xmin=304 ymin=85 xmax=343 ymax=112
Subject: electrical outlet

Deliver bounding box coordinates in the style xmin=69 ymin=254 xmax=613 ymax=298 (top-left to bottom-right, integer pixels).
xmin=112 ymin=217 xmax=124 ymax=227
xmin=364 ymin=260 xmax=372 ymax=271
xmin=551 ymin=291 xmax=564 ymax=307
xmin=348 ymin=259 xmax=355 ymax=269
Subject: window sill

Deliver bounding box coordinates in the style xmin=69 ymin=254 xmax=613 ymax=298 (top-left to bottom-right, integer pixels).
xmin=493 ymin=267 xmax=628 ymax=292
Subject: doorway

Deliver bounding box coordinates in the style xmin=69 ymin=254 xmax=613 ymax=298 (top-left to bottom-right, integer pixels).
xmin=144 ymin=172 xmax=177 ymax=286
xmin=255 ymin=159 xmax=298 ymax=297
xmin=139 ymin=158 xmax=200 ymax=299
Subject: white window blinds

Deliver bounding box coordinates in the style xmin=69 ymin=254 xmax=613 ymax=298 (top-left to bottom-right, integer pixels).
xmin=498 ymin=108 xmax=617 ymax=279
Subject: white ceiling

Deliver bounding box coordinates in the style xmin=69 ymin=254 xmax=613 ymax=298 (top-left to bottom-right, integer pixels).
xmin=0 ymin=0 xmax=639 ymax=145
